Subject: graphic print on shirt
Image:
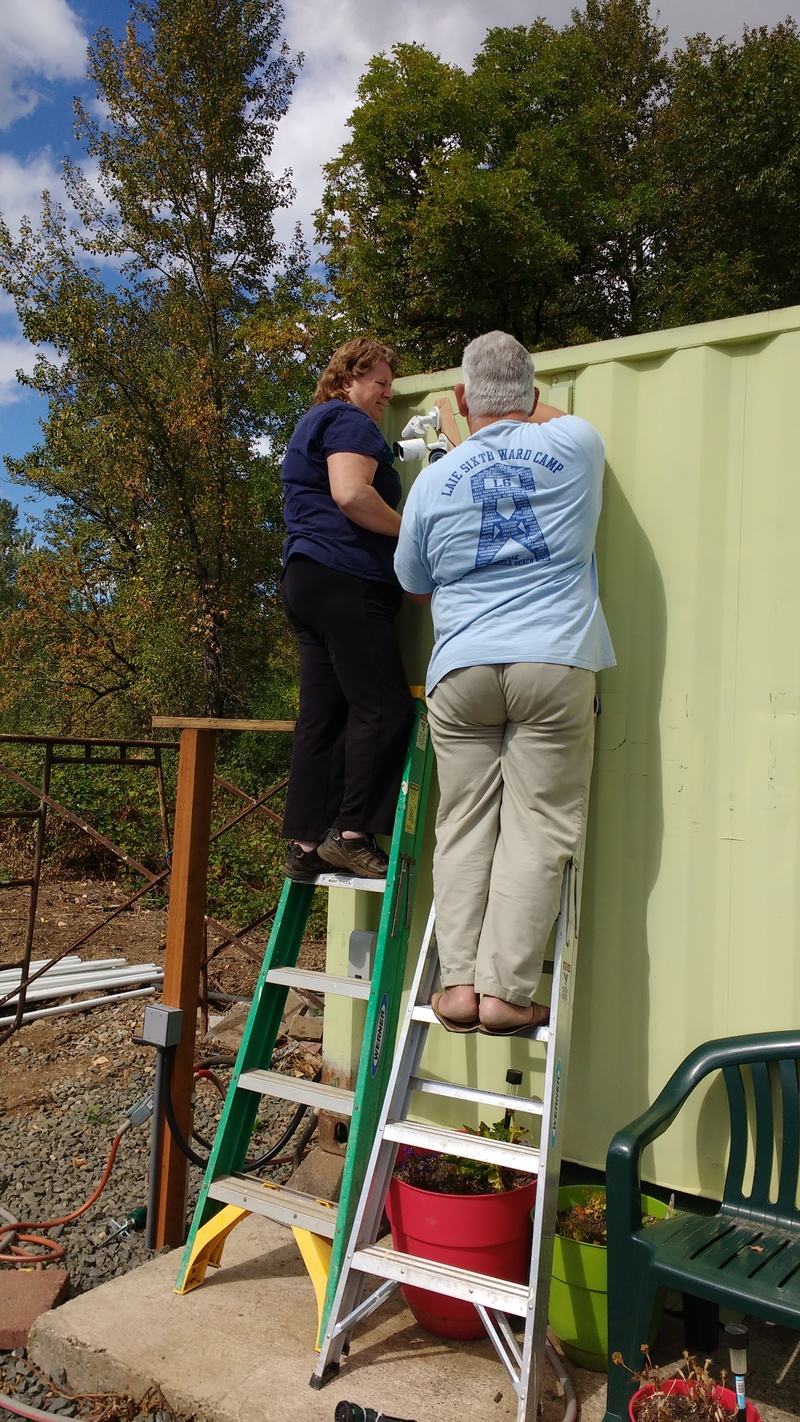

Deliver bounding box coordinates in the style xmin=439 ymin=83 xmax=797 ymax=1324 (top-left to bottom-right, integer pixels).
xmin=471 ymin=464 xmax=551 ymax=569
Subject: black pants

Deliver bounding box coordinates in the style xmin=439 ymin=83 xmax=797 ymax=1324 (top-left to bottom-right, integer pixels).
xmin=281 ymin=556 xmax=413 ymax=841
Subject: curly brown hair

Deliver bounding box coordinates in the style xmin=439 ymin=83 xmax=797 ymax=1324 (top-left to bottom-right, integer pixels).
xmin=313 ymin=337 xmax=398 ymax=404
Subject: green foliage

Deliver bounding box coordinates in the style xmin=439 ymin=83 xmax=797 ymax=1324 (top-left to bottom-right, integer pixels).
xmin=86 ymin=1103 xmax=113 ymax=1127
xmin=317 ymin=4 xmax=800 ymax=364
xmin=0 ymin=0 xmax=314 ymax=730
xmin=0 ymin=499 xmax=32 ymax=615
xmin=394 ymin=1119 xmax=533 ymax=1195
xmin=316 ymin=0 xmax=670 ymax=367
xmin=457 ymin=1118 xmax=532 ymax=1194
xmin=646 ymin=20 xmax=800 ymax=326
xmin=0 ymin=732 xmax=294 ymax=929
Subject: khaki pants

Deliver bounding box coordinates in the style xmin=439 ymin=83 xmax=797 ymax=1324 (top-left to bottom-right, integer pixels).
xmin=427 ymin=663 xmax=596 ymax=1006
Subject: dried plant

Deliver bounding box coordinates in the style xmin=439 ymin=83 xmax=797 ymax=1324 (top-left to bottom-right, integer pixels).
xmin=612 ymin=1348 xmax=736 ymax=1421
xmin=557 ymin=1187 xmax=674 ymax=1246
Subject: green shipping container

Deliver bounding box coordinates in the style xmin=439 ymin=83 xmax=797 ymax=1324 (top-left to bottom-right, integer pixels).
xmin=323 ymin=303 xmax=800 ymax=1198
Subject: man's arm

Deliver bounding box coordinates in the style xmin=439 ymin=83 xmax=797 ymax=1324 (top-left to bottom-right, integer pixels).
xmin=395 ymin=493 xmax=435 ymax=602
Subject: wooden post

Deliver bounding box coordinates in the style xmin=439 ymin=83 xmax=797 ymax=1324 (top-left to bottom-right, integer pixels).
xmin=153 ymin=727 xmax=217 ymax=1247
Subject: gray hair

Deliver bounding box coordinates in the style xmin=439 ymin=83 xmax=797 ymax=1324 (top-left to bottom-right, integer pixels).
xmin=461 ymin=331 xmax=535 ymax=418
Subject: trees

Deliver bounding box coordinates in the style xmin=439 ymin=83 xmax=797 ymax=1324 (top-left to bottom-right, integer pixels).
xmin=647 ymin=21 xmax=800 ymax=327
xmin=0 ymin=0 xmax=307 ymax=728
xmin=0 ymin=499 xmax=31 ymax=614
xmin=317 ymin=4 xmax=800 ymax=366
xmin=316 ymin=0 xmax=669 ymax=369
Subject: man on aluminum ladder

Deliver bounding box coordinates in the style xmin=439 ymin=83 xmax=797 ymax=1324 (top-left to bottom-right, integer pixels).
xmin=394 ymin=329 xmax=615 ymax=1037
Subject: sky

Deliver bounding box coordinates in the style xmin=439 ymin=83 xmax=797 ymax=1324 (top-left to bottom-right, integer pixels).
xmin=0 ymin=0 xmax=798 ymax=521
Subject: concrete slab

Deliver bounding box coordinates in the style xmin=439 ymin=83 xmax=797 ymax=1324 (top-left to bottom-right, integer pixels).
xmin=28 ymin=1217 xmax=570 ymax=1422
xmin=26 ymin=1218 xmax=800 ymax=1422
xmin=0 ymin=1268 xmax=70 ymax=1349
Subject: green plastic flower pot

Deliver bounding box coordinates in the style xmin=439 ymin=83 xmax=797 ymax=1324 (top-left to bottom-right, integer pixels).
xmin=548 ymin=1184 xmax=670 ymax=1372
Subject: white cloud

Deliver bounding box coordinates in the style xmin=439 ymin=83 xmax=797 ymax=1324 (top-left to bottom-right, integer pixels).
xmin=0 ymin=336 xmax=38 ymax=405
xmin=0 ymin=0 xmax=87 ymax=128
xmin=0 ymin=150 xmax=64 ymax=234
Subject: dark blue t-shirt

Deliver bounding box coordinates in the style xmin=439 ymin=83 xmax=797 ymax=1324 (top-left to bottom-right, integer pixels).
xmin=281 ymin=401 xmax=402 ymax=584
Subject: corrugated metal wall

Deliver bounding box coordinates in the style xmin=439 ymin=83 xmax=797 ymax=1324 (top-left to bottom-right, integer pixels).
xmin=327 ymin=305 xmax=800 ymax=1196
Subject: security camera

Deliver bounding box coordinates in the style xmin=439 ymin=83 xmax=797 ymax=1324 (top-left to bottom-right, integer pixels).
xmin=427 ymin=437 xmax=450 ymax=463
xmin=393 ymin=438 xmax=428 ymax=462
xmin=400 ymin=409 xmax=441 ymax=441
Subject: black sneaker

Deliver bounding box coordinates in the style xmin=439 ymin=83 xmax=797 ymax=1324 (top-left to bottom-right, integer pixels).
xmin=317 ymin=828 xmax=389 ymax=879
xmin=283 ymin=842 xmax=329 ymax=882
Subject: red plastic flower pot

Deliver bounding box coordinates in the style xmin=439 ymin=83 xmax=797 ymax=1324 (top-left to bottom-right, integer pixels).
xmin=628 ymin=1378 xmax=761 ymax=1421
xmin=386 ymin=1166 xmax=537 ymax=1340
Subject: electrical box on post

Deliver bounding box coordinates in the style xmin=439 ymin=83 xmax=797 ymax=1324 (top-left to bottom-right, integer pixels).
xmin=348 ymin=930 xmax=377 ymax=981
xmin=140 ymin=1004 xmax=184 ymax=1049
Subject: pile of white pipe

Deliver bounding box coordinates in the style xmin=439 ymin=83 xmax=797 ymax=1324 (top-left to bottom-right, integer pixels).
xmin=0 ymin=954 xmax=163 ymax=1026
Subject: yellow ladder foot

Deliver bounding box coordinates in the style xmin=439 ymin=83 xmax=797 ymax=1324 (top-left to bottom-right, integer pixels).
xmin=292 ymin=1226 xmax=333 ymax=1347
xmin=174 ymin=1204 xmax=250 ymax=1294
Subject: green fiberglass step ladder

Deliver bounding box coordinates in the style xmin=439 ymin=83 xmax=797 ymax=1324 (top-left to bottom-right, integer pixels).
xmin=175 ymin=697 xmax=435 ymax=1342
xmin=310 ymin=857 xmax=583 ymax=1422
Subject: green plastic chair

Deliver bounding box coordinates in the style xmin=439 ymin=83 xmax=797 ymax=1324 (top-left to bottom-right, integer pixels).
xmin=603 ymin=1031 xmax=800 ymax=1422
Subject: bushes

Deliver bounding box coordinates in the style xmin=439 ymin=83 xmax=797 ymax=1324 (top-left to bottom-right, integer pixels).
xmin=0 ymin=731 xmax=305 ymax=932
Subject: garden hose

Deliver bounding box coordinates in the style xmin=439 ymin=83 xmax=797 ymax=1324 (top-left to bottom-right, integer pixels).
xmin=0 ymin=1107 xmax=147 ymax=1264
xmin=335 ymin=1406 xmax=416 ymax=1422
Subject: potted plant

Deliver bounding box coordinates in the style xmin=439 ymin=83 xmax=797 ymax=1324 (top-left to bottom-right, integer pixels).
xmin=385 ymin=1120 xmax=537 ymax=1340
xmin=613 ymin=1348 xmax=761 ymax=1421
xmin=549 ymin=1185 xmax=672 ymax=1370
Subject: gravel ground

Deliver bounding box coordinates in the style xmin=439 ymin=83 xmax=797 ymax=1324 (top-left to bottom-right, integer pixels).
xmin=0 ymin=1349 xmax=208 ymax=1422
xmin=1 ymin=995 xmax=322 ymax=1420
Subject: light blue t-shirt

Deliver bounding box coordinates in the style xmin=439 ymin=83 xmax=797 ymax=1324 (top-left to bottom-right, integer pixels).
xmin=394 ymin=415 xmax=616 ymax=693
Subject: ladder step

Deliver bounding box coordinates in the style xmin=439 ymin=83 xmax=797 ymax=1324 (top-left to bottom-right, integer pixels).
xmin=351 ymin=1245 xmax=530 ymax=1315
xmin=384 ymin=1119 xmax=540 ymax=1175
xmin=313 ymin=871 xmax=387 ymax=894
xmin=267 ymin=967 xmax=371 ymax=1000
xmin=238 ymin=1069 xmax=355 ymax=1115
xmin=409 ymin=1075 xmax=544 ymax=1117
xmin=208 ymin=1176 xmax=338 ymax=1237
xmin=412 ymin=1001 xmax=549 ymax=1042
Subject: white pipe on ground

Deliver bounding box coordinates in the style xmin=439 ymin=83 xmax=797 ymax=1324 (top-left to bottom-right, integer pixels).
xmin=0 ymin=957 xmax=124 ymax=987
xmin=3 ymin=965 xmax=164 ymax=1003
xmin=0 ymin=985 xmax=157 ymax=1026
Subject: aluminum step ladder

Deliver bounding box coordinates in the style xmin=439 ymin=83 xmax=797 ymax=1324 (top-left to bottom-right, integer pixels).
xmin=175 ymin=697 xmax=435 ymax=1344
xmin=310 ymin=857 xmax=582 ymax=1422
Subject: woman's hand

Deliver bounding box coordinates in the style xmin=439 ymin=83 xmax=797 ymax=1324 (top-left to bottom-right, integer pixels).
xmin=328 ymin=453 xmax=402 ymax=537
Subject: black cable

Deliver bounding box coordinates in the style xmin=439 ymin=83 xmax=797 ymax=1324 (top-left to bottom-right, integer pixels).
xmin=241 ymin=1101 xmax=309 ymax=1173
xmin=160 ymin=1047 xmax=319 ymax=1171
xmin=160 ymin=1045 xmax=207 ymax=1168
